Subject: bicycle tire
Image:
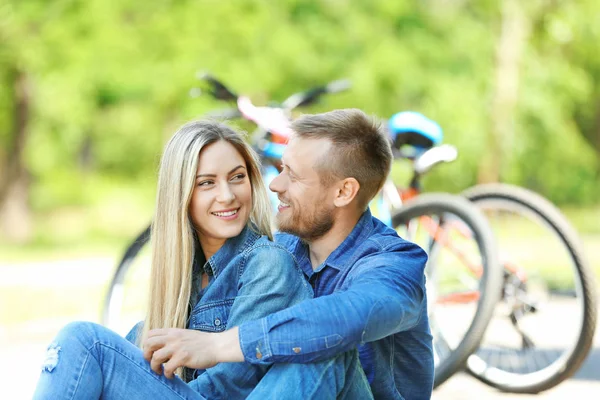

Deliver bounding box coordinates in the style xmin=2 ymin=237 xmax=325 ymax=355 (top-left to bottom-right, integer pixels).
xmin=102 ymin=224 xmax=151 ymax=329
xmin=390 ymin=193 xmax=502 ymax=388
xmin=462 ymin=183 xmax=597 ymax=393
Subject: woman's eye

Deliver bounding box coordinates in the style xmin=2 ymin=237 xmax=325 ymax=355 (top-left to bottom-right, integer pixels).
xmin=230 ymin=173 xmax=246 ymax=182
xmin=198 ymin=180 xmax=214 ymax=187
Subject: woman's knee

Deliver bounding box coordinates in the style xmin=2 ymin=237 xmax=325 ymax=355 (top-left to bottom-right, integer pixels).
xmin=41 ymin=322 xmax=102 ymax=373
xmin=56 ymin=321 xmax=106 ymax=346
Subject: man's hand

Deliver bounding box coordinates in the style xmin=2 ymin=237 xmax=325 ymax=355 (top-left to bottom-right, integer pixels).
xmin=142 ymin=327 xmax=243 ymax=379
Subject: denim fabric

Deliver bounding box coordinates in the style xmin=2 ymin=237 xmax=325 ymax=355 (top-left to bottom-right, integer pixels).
xmin=125 ymin=225 xmax=316 ymax=398
xmin=35 ymin=225 xmax=372 ymax=399
xmin=34 ymin=322 xmax=372 ymax=400
xmin=238 ymin=210 xmax=434 ymax=400
xmin=247 ymin=350 xmax=373 ymax=400
xmin=33 ymin=322 xmax=207 ymax=400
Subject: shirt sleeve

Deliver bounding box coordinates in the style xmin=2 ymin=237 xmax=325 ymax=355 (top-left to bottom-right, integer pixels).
xmin=189 ymin=244 xmax=313 ymax=398
xmin=238 ymin=241 xmax=428 ymax=364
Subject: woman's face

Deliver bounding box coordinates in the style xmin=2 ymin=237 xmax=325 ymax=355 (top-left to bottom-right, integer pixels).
xmin=189 ymin=140 xmax=252 ymax=255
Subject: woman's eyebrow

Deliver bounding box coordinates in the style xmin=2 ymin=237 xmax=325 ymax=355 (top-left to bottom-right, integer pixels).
xmin=196 ymin=165 xmax=246 ymax=178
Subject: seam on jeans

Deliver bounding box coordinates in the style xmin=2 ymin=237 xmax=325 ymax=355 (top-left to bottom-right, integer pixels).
xmin=69 ymin=350 xmax=91 ymax=399
xmin=93 ymin=341 xmax=190 ymax=399
xmin=305 ymin=357 xmax=337 ymax=399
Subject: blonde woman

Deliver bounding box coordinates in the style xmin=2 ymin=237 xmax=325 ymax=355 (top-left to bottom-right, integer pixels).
xmin=33 ymin=120 xmax=371 ymax=399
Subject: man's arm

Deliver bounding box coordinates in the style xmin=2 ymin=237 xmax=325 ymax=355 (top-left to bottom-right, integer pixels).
xmin=198 ymin=241 xmax=427 ymax=366
xmin=144 ymin=244 xmax=313 ymax=397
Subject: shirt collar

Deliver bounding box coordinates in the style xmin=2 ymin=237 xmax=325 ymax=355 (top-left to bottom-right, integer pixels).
xmin=323 ymin=208 xmax=374 ymax=271
xmin=198 ymin=225 xmax=261 ymax=277
xmin=290 ymin=209 xmax=375 ymax=274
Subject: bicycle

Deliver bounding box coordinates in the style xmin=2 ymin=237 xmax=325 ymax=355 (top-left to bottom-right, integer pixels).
xmin=388 ymin=110 xmax=598 ymax=393
xmin=102 ymin=73 xmax=352 ymax=334
xmin=102 ymin=75 xmax=503 ymax=389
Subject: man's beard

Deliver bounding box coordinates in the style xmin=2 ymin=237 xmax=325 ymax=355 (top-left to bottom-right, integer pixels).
xmin=277 ymin=202 xmax=335 ymax=242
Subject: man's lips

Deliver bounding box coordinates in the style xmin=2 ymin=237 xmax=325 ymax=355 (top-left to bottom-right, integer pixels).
xmin=277 ymin=199 xmax=290 ymax=212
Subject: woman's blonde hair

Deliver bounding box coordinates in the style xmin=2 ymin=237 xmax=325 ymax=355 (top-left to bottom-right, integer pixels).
xmin=141 ymin=120 xmax=272 ymax=350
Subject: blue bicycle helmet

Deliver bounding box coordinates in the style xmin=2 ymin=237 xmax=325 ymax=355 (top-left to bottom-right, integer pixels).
xmin=388 ymin=111 xmax=443 ymax=150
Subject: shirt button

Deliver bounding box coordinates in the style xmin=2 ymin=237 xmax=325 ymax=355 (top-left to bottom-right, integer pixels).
xmin=292 ymin=347 xmax=301 ymax=354
xmin=256 ymin=349 xmax=263 ymax=359
xmin=214 ymin=318 xmax=221 ymax=326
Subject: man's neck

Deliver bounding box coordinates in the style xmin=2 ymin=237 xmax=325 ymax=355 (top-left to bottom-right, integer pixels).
xmin=307 ymin=211 xmax=362 ymax=269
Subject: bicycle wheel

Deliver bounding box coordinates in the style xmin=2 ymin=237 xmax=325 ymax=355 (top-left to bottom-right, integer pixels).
xmin=391 ymin=193 xmax=502 ymax=388
xmin=462 ymin=183 xmax=597 ymax=393
xmin=102 ymin=224 xmax=152 ymax=336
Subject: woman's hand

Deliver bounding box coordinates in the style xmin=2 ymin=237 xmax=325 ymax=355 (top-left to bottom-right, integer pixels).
xmin=142 ymin=327 xmax=243 ymax=379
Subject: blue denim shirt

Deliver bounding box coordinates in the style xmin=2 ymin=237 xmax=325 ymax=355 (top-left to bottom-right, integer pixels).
xmin=127 ymin=225 xmax=312 ymax=399
xmin=238 ymin=210 xmax=434 ymax=400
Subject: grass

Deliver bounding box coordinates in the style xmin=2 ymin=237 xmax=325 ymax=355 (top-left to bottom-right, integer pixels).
xmin=1 ymin=202 xmax=599 ymax=328
xmin=0 ymin=286 xmax=107 ymax=325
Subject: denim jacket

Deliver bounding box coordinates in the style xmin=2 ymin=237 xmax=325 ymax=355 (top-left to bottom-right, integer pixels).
xmin=126 ymin=225 xmax=312 ymax=399
xmin=238 ymin=210 xmax=433 ymax=400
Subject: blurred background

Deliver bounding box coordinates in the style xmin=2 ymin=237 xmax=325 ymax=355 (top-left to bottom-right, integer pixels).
xmin=1 ymin=0 xmax=599 ymax=398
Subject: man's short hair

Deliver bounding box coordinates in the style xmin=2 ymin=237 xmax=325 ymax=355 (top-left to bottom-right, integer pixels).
xmin=291 ymin=108 xmax=393 ymax=210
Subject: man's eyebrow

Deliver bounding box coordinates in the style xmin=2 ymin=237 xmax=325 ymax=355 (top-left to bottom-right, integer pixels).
xmin=196 ymin=165 xmax=246 ymax=178
xmin=281 ymin=160 xmax=297 ymax=176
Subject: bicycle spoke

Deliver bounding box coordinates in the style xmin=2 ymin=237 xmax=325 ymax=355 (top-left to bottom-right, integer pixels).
xmin=464 ymin=184 xmax=596 ymax=393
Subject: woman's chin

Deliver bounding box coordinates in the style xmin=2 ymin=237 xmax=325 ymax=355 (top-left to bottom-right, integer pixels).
xmin=216 ymin=221 xmax=247 ymax=239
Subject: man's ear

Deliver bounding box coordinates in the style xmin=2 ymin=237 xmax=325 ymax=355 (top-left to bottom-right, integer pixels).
xmin=333 ymin=178 xmax=360 ymax=208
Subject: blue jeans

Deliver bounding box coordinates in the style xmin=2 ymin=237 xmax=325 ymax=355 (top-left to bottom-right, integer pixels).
xmin=33 ymin=322 xmax=372 ymax=399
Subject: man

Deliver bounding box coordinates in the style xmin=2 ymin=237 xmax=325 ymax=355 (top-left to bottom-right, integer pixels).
xmin=146 ymin=109 xmax=433 ymax=399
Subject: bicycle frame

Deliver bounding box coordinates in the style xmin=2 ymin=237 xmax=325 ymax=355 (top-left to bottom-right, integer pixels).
xmin=374 ymin=148 xmax=488 ymax=306
xmin=200 ymin=75 xmax=491 ymax=309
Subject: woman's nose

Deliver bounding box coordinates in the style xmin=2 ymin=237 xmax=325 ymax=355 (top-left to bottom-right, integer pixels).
xmin=217 ymin=184 xmax=236 ymax=203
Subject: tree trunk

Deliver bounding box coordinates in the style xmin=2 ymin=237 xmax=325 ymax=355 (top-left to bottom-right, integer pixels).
xmin=478 ymin=0 xmax=530 ymax=183
xmin=0 ymin=69 xmax=32 ymax=243
xmin=593 ymin=98 xmax=600 ymax=164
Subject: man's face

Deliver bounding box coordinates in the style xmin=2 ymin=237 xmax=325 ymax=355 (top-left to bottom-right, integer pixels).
xmin=269 ymin=136 xmax=336 ymax=241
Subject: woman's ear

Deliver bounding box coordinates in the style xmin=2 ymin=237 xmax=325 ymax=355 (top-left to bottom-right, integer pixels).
xmin=333 ymin=178 xmax=360 ymax=208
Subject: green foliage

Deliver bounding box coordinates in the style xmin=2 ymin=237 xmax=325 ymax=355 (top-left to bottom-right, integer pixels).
xmin=0 ymin=0 xmax=599 ymax=222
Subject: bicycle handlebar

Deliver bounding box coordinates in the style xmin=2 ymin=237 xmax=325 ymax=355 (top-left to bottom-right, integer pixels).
xmin=195 ymin=71 xmax=350 ymax=111
xmin=281 ymin=79 xmax=351 ymax=110
xmin=196 ymin=71 xmax=238 ymax=101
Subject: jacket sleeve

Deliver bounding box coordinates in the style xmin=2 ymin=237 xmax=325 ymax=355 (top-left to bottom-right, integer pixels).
xmin=124 ymin=321 xmax=144 ymax=345
xmin=189 ymin=244 xmax=313 ymax=398
xmin=237 ymin=241 xmax=428 ymax=364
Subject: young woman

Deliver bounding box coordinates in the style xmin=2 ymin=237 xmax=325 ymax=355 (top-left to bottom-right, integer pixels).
xmin=32 ymin=121 xmax=366 ymax=399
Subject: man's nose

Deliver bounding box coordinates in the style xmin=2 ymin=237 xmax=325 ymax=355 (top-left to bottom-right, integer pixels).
xmin=269 ymin=173 xmax=284 ymax=193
